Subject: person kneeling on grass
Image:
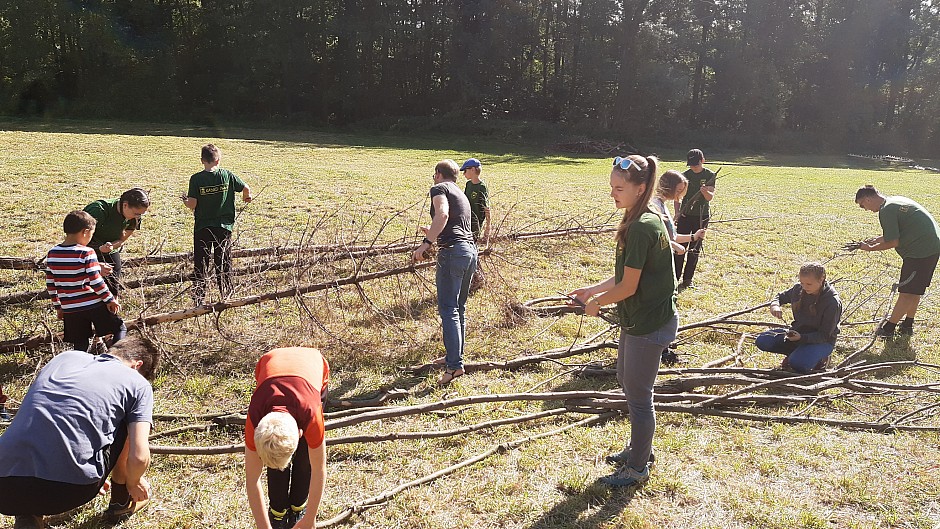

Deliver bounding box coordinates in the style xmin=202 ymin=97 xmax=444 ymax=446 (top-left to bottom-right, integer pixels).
xmin=756 ymin=262 xmax=842 ymax=373
xmin=0 ymin=333 xmax=160 ymax=529
xmin=245 ymin=347 xmax=329 ymax=529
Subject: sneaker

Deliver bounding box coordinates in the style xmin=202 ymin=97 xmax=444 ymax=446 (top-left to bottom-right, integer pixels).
xmin=104 ymin=498 xmax=150 ymax=523
xmin=779 ymin=356 xmax=792 ymax=371
xmin=600 ymin=464 xmax=650 ymax=488
xmin=13 ymin=515 xmax=44 ymax=529
xmin=288 ymin=505 xmax=306 ymax=527
xmin=875 ymin=323 xmax=896 ymax=339
xmin=268 ymin=510 xmax=289 ymax=529
xmin=604 ymin=448 xmax=656 ymax=468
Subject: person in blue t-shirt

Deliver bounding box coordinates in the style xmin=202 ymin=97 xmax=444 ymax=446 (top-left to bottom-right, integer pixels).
xmin=0 ymin=334 xmax=161 ymax=528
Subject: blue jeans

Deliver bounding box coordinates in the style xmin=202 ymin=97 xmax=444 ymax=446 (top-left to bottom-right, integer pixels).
xmin=617 ymin=314 xmax=678 ymax=471
xmin=435 ymin=241 xmax=478 ymax=371
xmin=755 ymin=330 xmax=834 ymax=373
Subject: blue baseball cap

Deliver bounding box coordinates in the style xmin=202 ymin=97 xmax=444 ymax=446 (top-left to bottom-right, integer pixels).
xmin=460 ymin=158 xmax=482 ymax=171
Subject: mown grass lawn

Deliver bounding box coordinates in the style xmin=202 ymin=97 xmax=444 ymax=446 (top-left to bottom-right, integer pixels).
xmin=0 ymin=119 xmax=938 ymax=529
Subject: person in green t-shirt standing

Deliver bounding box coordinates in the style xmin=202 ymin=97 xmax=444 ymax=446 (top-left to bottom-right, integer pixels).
xmin=83 ymin=188 xmax=151 ymax=298
xmin=673 ymin=149 xmax=716 ymax=289
xmin=461 ymin=158 xmax=490 ymax=292
xmin=181 ymin=144 xmax=252 ymax=305
xmin=569 ymin=155 xmax=678 ymax=489
xmin=855 ymin=185 xmax=940 ymax=337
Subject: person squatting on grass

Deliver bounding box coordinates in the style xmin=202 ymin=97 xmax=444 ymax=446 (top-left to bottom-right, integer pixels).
xmin=83 ymin=187 xmax=151 ymax=298
xmin=673 ymin=148 xmax=715 ymax=288
xmin=245 ymin=347 xmax=329 ymax=529
xmin=569 ymin=155 xmax=679 ymax=488
xmin=756 ymin=262 xmax=842 ymax=373
xmin=0 ymin=333 xmax=161 ymax=529
xmin=45 ymin=210 xmax=125 ymax=352
xmin=413 ymin=160 xmax=478 ymax=386
xmin=650 ymin=170 xmax=707 ymax=255
xmin=182 ymin=143 xmax=252 ymax=305
xmin=855 ymin=185 xmax=940 ymax=338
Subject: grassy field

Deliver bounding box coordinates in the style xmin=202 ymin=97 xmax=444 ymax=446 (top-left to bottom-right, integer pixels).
xmin=0 ymin=120 xmax=939 ymax=529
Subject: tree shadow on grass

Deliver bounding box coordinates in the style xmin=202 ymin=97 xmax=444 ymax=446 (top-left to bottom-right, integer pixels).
xmin=528 ymin=481 xmax=639 ymax=529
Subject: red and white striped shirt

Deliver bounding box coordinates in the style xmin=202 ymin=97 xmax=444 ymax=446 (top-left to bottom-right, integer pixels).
xmin=45 ymin=244 xmax=114 ymax=312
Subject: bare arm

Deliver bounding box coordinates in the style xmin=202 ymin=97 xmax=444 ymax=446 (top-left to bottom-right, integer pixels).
xmin=182 ymin=196 xmax=197 ymax=211
xmin=413 ymin=194 xmax=450 ymax=261
xmin=293 ymin=443 xmax=326 ymax=529
xmin=569 ymin=276 xmax=616 ymax=304
xmin=591 ymin=266 xmax=642 ymax=307
xmin=861 ymin=236 xmax=897 ymax=251
xmin=245 ymin=448 xmax=273 ymax=529
xmin=123 ymin=421 xmax=152 ymax=501
xmin=701 ymin=185 xmax=715 ymax=201
xmin=242 ymin=184 xmax=253 ymax=203
xmin=482 ymin=207 xmax=491 ymax=244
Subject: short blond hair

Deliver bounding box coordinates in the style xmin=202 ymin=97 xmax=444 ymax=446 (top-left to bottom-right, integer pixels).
xmin=254 ymin=412 xmax=299 ymax=470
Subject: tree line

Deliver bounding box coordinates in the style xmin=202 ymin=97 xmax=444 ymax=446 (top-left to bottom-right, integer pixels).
xmin=2 ymin=0 xmax=939 ymax=155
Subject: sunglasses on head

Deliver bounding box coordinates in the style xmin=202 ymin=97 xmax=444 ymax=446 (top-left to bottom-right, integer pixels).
xmin=612 ymin=156 xmax=636 ymax=171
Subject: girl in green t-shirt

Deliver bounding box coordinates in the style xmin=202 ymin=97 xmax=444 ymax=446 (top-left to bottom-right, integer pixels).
xmin=569 ymin=154 xmax=679 ymax=489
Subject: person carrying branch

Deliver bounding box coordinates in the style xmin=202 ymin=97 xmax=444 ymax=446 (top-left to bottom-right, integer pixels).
xmin=569 ymin=155 xmax=678 ymax=488
xmin=0 ymin=333 xmax=160 ymax=529
xmin=245 ymin=347 xmax=329 ymax=529
xmin=83 ymin=188 xmax=151 ymax=298
xmin=673 ymin=149 xmax=715 ymax=288
xmin=756 ymin=262 xmax=842 ymax=372
xmin=413 ymin=160 xmax=478 ymax=386
xmin=650 ymin=170 xmax=706 ymax=255
xmin=854 ymin=185 xmax=940 ymax=338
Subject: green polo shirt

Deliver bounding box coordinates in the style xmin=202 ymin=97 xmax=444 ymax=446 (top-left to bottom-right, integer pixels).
xmin=464 ymin=180 xmax=490 ymax=237
xmin=187 ymin=168 xmax=246 ymax=232
xmin=83 ymin=198 xmax=140 ymax=253
xmin=879 ymin=196 xmax=940 ymax=258
xmin=680 ymin=167 xmax=715 ymax=217
xmin=615 ymin=212 xmax=678 ymax=335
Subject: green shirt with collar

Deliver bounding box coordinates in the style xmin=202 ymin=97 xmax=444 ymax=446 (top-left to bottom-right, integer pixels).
xmin=879 ymin=196 xmax=940 ymax=258
xmin=84 ymin=198 xmax=140 ymax=253
xmin=614 ymin=211 xmax=678 ymax=335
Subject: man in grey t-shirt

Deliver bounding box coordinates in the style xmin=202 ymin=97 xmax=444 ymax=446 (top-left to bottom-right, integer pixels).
xmin=0 ymin=334 xmax=160 ymax=528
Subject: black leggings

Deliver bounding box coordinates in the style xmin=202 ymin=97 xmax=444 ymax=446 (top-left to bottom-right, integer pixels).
xmin=674 ymin=214 xmax=710 ymax=283
xmin=266 ymin=437 xmax=311 ymax=512
xmin=0 ymin=422 xmax=127 ymax=515
xmin=193 ymin=227 xmax=233 ymax=301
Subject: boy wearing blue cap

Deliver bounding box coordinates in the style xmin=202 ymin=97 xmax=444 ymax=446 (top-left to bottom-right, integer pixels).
xmin=460 ymin=158 xmax=491 ymax=246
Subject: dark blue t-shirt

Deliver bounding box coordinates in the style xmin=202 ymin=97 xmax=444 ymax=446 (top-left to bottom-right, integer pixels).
xmin=0 ymin=351 xmax=153 ymax=485
xmin=430 ymin=181 xmax=474 ymax=247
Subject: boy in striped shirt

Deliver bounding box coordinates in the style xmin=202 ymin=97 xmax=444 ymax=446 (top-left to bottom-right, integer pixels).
xmin=46 ymin=211 xmax=125 ymax=352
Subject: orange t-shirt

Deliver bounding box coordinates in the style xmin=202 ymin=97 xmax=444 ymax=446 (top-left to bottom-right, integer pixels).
xmin=245 ymin=347 xmax=330 ymax=450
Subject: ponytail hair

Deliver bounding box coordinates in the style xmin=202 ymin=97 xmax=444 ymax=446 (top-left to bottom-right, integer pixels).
xmin=613 ymin=155 xmax=659 ymax=247
xmin=120 ymin=187 xmax=150 ymax=209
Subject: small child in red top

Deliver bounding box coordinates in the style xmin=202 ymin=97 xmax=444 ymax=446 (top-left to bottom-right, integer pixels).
xmin=245 ymin=347 xmax=329 ymax=529
xmin=45 ymin=211 xmax=125 ymax=352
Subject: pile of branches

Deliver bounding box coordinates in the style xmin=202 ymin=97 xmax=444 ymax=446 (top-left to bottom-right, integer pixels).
xmin=547 ymin=138 xmax=639 ymax=155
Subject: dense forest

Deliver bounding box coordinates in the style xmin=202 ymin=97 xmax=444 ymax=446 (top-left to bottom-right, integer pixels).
xmin=2 ymin=0 xmax=940 ymax=154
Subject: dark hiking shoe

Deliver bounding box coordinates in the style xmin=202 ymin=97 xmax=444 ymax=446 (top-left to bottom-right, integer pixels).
xmin=605 ymin=448 xmax=656 ymax=468
xmin=897 ymin=324 xmax=914 ymax=336
xmin=104 ymin=498 xmax=149 ymax=523
xmin=812 ymin=356 xmax=830 ymax=371
xmin=288 ymin=505 xmax=307 ymax=527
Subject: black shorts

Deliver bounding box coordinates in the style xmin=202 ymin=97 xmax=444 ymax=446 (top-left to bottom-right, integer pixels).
xmin=62 ymin=303 xmax=124 ymax=345
xmin=0 ymin=421 xmax=126 ymax=515
xmin=898 ymin=254 xmax=940 ymax=295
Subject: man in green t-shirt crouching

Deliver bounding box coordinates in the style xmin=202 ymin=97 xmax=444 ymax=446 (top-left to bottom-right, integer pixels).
xmin=855 ymin=185 xmax=940 ymax=337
